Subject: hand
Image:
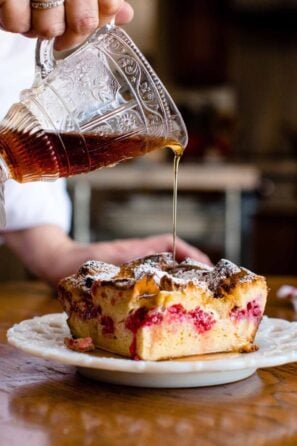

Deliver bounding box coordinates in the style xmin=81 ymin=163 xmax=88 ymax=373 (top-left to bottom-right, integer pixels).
xmin=88 ymin=234 xmax=212 ymax=267
xmin=0 ymin=0 xmax=134 ymax=50
xmin=3 ymin=226 xmax=212 ymax=286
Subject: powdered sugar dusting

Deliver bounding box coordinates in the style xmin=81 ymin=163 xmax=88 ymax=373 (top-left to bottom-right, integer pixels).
xmin=181 ymin=258 xmax=213 ymax=271
xmin=240 ymin=267 xmax=258 ymax=283
xmin=64 ymin=261 xmax=121 ymax=290
xmin=78 ymin=260 xmax=120 ymax=281
xmin=173 ymin=269 xmax=209 ymax=285
xmin=68 ymin=253 xmax=260 ymax=295
xmin=134 ymin=263 xmax=167 ymax=285
xmin=206 ymin=259 xmax=241 ymax=291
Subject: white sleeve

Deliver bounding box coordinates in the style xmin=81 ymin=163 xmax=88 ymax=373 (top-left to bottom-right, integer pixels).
xmin=0 ymin=33 xmax=72 ymax=235
xmin=0 ymin=32 xmax=36 ymax=118
xmin=2 ymin=179 xmax=72 ymax=233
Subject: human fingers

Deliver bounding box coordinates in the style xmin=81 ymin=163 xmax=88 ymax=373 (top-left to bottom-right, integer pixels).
xmin=30 ymin=0 xmax=65 ymax=39
xmin=125 ymin=234 xmax=212 ymax=266
xmin=98 ymin=0 xmax=134 ymax=26
xmin=174 ymin=236 xmax=212 ymax=265
xmin=0 ymin=0 xmax=31 ymax=33
xmin=88 ymin=234 xmax=212 ymax=267
xmin=55 ymin=0 xmax=126 ymax=51
xmin=54 ymin=0 xmax=99 ymax=50
xmin=148 ymin=234 xmax=212 ymax=266
xmin=91 ymin=236 xmax=169 ymax=266
xmin=96 ymin=0 xmax=123 ymax=27
xmin=115 ymin=1 xmax=133 ymax=25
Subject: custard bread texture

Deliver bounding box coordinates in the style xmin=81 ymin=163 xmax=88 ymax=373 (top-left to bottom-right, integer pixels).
xmin=57 ymin=253 xmax=267 ymax=360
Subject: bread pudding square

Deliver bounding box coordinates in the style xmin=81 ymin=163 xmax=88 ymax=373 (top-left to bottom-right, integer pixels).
xmin=57 ymin=253 xmax=267 ymax=361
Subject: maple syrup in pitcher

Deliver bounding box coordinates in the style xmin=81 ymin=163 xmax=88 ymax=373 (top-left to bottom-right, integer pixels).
xmin=0 ymin=126 xmax=184 ymax=260
xmin=0 ymin=126 xmax=181 ymax=182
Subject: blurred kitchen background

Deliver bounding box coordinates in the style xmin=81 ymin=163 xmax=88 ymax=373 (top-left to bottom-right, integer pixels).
xmin=1 ymin=0 xmax=297 ymax=279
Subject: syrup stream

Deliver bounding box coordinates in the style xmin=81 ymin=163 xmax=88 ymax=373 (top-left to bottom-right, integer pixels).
xmin=166 ymin=142 xmax=184 ymax=265
xmin=0 ymin=181 xmax=5 ymax=228
xmin=172 ymin=153 xmax=181 ymax=263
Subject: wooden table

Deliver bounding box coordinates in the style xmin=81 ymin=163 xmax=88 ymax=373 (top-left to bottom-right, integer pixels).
xmin=1 ymin=277 xmax=297 ymax=446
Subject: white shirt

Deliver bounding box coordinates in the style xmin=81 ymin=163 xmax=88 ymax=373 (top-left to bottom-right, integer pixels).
xmin=0 ymin=31 xmax=71 ymax=234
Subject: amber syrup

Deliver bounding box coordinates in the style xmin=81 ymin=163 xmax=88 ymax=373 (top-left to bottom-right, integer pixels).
xmin=0 ymin=127 xmax=184 ymax=257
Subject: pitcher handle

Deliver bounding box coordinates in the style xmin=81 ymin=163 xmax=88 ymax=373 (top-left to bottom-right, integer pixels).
xmin=34 ymin=22 xmax=116 ymax=85
xmin=34 ymin=39 xmax=56 ymax=84
xmin=34 ymin=38 xmax=77 ymax=83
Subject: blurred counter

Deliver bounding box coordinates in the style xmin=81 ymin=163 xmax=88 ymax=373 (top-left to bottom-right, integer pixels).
xmin=68 ymin=163 xmax=260 ymax=264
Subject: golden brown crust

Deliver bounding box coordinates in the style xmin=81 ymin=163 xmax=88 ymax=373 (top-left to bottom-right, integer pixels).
xmin=59 ymin=253 xmax=264 ymax=297
xmin=58 ymin=253 xmax=268 ymax=360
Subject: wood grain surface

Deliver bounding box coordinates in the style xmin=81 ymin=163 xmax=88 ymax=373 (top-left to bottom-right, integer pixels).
xmin=1 ymin=278 xmax=297 ymax=446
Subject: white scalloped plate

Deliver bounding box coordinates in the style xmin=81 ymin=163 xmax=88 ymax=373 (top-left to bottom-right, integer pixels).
xmin=7 ymin=314 xmax=297 ymax=388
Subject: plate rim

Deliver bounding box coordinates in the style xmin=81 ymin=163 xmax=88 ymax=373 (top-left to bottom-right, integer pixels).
xmin=6 ymin=313 xmax=297 ymax=375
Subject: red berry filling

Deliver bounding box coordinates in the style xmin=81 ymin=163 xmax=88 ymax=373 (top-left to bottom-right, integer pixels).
xmin=64 ymin=336 xmax=95 ymax=352
xmin=71 ymin=300 xmax=102 ymax=320
xmin=143 ymin=311 xmax=164 ymax=327
xmin=125 ymin=304 xmax=216 ymax=358
xmin=101 ymin=315 xmax=115 ymax=335
xmin=125 ymin=307 xmax=164 ymax=333
xmin=189 ymin=307 xmax=216 ymax=333
xmin=167 ymin=304 xmax=187 ymax=321
xmin=125 ymin=307 xmax=164 ymax=358
xmin=230 ymin=299 xmax=262 ymax=321
xmin=167 ymin=304 xmax=215 ymax=333
xmin=125 ymin=307 xmax=148 ymax=333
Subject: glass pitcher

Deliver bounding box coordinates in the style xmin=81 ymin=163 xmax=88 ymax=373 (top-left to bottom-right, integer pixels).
xmin=0 ymin=24 xmax=188 ymax=226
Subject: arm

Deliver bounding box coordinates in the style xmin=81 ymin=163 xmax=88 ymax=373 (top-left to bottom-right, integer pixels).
xmin=3 ymin=225 xmax=211 ymax=286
